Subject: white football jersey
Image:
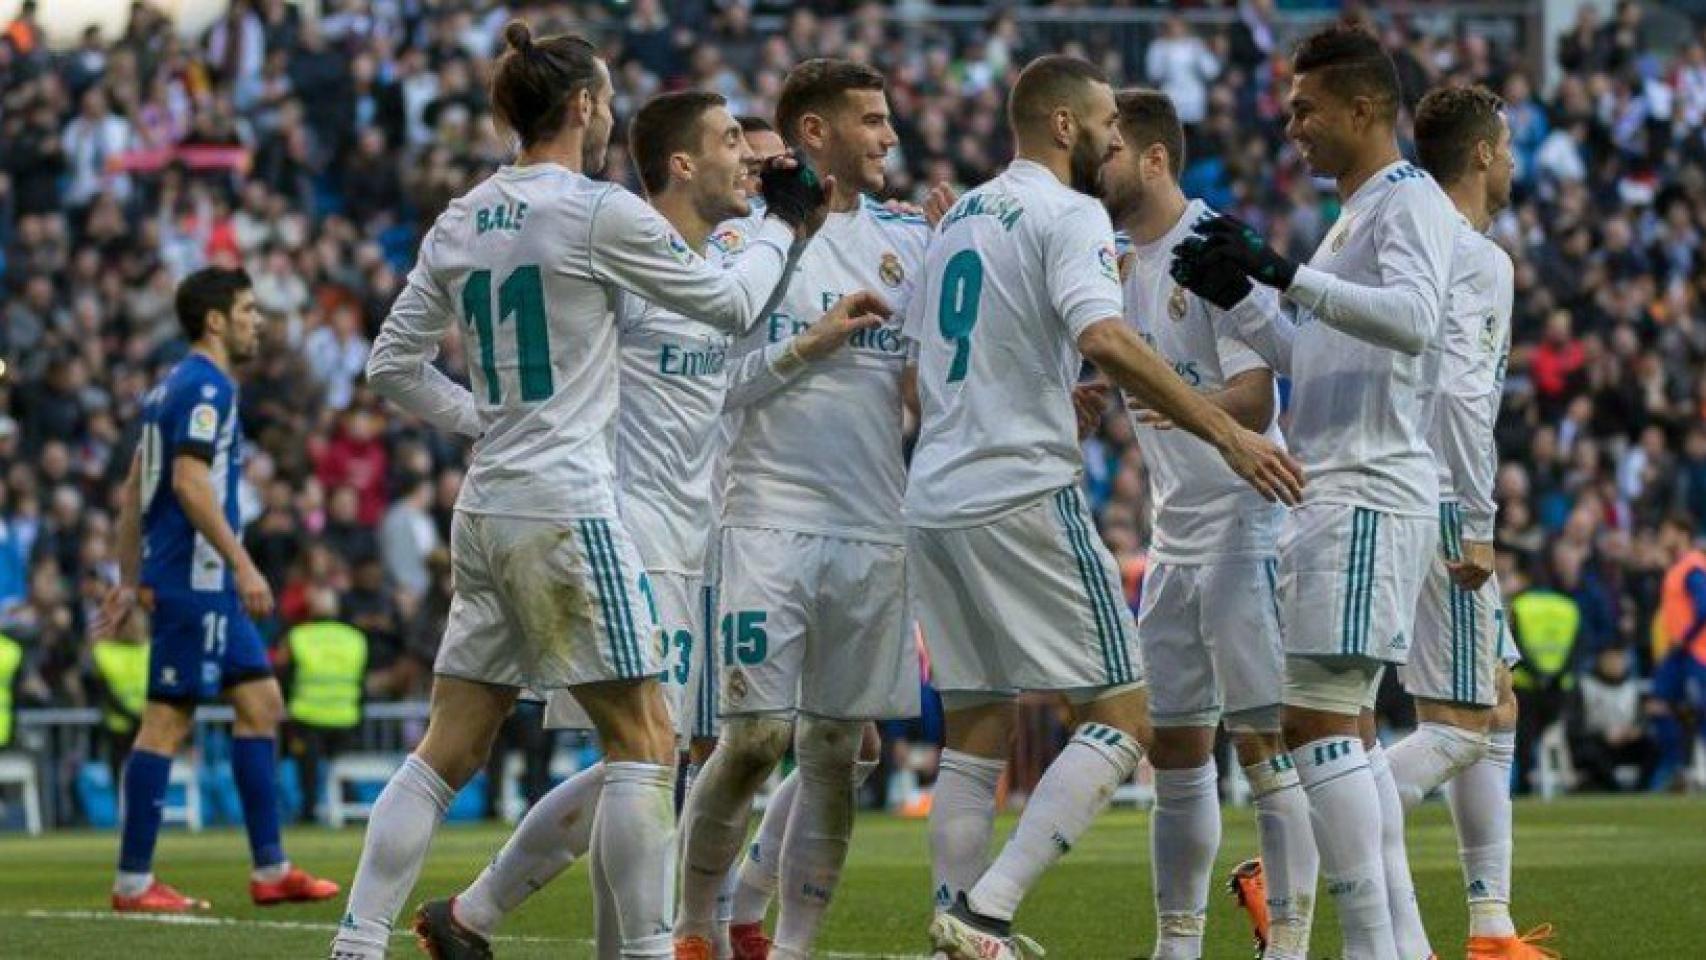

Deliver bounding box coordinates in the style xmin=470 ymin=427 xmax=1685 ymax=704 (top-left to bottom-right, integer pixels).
xmin=904 ymin=160 xmax=1125 ymax=527
xmin=1121 ymin=200 xmax=1285 ymax=563
xmin=370 ymin=163 xmax=794 ymax=521
xmin=1281 ymin=160 xmax=1456 ymax=518
xmin=1421 ymin=218 xmax=1513 ymax=541
xmin=719 ymin=198 xmax=929 ymax=545
xmin=614 ymin=291 xmax=732 ymax=575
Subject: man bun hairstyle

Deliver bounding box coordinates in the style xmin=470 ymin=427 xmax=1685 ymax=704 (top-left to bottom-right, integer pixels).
xmin=775 ymin=58 xmax=886 ymax=147
xmin=1115 ymin=88 xmax=1186 ymax=177
xmin=1292 ymin=22 xmax=1402 ymax=122
xmin=629 ymin=90 xmax=730 ymax=196
xmin=1008 ymin=54 xmax=1108 ymax=133
xmin=1414 ymin=84 xmax=1506 ymax=186
xmin=490 ymin=20 xmax=603 ymax=149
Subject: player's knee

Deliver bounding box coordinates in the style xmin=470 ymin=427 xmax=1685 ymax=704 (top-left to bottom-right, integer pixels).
xmin=721 ymin=715 xmax=793 ymax=776
xmin=795 ymin=715 xmax=863 ymax=779
xmin=1148 ymin=724 xmax=1214 ymax=769
xmin=232 ymin=686 xmax=285 ymax=735
xmin=135 ymin=701 xmax=194 ymax=754
xmin=1067 ymin=721 xmax=1143 ymax=780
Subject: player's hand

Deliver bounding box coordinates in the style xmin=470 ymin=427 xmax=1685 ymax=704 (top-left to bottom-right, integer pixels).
xmin=923 ymin=182 xmax=958 ymax=227
xmin=1447 ymin=539 xmax=1495 ymax=591
xmin=94 ymin=584 xmax=138 ymax=639
xmin=1216 ymin=428 xmax=1305 ymax=506
xmin=795 ymin=290 xmax=892 ymax=361
xmin=1126 ymin=395 xmax=1176 ymax=431
xmin=1170 ymin=235 xmax=1254 ymax=310
xmin=235 ymin=561 xmax=275 ymax=619
xmin=1195 ymin=214 xmax=1298 ymax=291
xmin=1072 ymin=381 xmax=1109 ymax=440
xmin=760 ymin=151 xmax=833 ymax=237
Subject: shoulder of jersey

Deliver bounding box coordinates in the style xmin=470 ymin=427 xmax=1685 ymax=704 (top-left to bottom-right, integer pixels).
xmin=708 ymin=210 xmax=766 ymax=258
xmin=861 ymin=195 xmax=931 ymax=233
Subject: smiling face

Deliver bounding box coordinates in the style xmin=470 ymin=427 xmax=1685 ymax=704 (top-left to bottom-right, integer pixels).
xmin=1285 ymin=69 xmax=1361 ymax=178
xmin=811 ymin=87 xmax=897 ymax=194
xmin=690 ymin=106 xmax=755 ymax=223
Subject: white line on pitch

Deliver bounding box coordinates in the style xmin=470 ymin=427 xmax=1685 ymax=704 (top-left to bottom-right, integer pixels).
xmin=9 ymin=909 xmax=933 ymax=958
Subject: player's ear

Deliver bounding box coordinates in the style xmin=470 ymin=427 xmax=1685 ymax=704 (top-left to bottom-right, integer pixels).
xmin=670 ymin=149 xmax=694 ymax=185
xmin=1052 ymin=106 xmax=1075 ymax=149
xmin=1475 ymin=137 xmax=1495 ymax=172
xmin=799 ymin=112 xmax=826 ymax=152
xmin=569 ymin=85 xmax=594 ymax=126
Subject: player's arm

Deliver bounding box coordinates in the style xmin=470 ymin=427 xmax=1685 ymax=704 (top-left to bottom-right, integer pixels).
xmin=1078 ymin=319 xmax=1300 ymax=504
xmin=172 ymin=454 xmax=273 ymax=618
xmin=368 ymin=235 xmax=481 ymax=438
xmin=1194 ymin=195 xmax=1454 ymax=356
xmin=96 ymin=451 xmax=144 ymax=637
xmin=1440 ymin=263 xmax=1510 ymax=590
xmin=722 ymin=292 xmax=891 ymax=411
xmin=590 ymin=187 xmax=804 ymax=335
xmin=1054 ymin=208 xmax=1301 ymax=502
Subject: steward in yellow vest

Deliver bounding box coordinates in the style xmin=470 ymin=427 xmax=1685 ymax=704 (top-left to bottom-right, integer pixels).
xmin=0 ymin=633 xmax=22 ymax=750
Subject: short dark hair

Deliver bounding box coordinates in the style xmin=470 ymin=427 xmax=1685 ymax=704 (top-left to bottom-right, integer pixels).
xmin=1292 ymin=23 xmax=1401 ymax=121
xmin=1008 ymin=54 xmax=1108 ymax=133
xmin=490 ymin=20 xmax=603 ymax=149
xmin=175 ymin=267 xmax=252 ymax=341
xmin=629 ymin=90 xmax=729 ymax=195
xmin=737 ymin=115 xmax=774 ymax=135
xmin=1414 ymin=84 xmax=1505 ymax=186
xmin=1115 ymin=88 xmax=1185 ymax=177
xmin=775 ymin=58 xmax=886 ymax=146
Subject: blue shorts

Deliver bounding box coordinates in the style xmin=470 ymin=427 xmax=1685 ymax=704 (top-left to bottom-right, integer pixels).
xmin=146 ymin=588 xmax=273 ymax=703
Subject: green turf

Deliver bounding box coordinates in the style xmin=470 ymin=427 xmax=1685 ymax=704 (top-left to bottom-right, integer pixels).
xmin=1 ymin=795 xmax=1698 ymax=958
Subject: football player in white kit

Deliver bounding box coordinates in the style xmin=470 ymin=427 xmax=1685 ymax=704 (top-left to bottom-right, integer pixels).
xmin=330 ymin=26 xmax=844 ymax=960
xmin=906 ymin=55 xmax=1302 ymax=960
xmin=1099 ymin=89 xmax=1319 ymax=960
xmin=675 ymin=59 xmax=927 ymax=960
xmin=1172 ymin=24 xmax=1458 ymax=960
xmin=405 ymin=91 xmax=884 ymax=960
xmin=1388 ymin=86 xmax=1553 ymax=960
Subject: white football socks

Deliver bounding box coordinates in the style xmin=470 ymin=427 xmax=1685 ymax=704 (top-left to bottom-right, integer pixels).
xmin=1368 ymin=744 xmax=1432 ymax=960
xmin=678 ymin=719 xmax=789 ymax=940
xmin=1150 ymin=760 xmax=1219 ymax=960
xmin=772 ymin=718 xmax=864 ymax=956
xmin=930 ymin=749 xmax=1005 ymax=913
xmin=1387 ymin=721 xmax=1488 ymax=810
xmin=1446 ymin=729 xmax=1517 ymax=938
xmin=455 ymin=762 xmax=605 ymax=937
xmin=967 ymin=723 xmax=1142 ymax=922
xmin=1292 ymin=737 xmax=1398 ymax=960
xmin=331 ymin=754 xmax=455 ymax=959
xmin=731 ymin=767 xmax=800 ymax=926
xmin=596 ymin=761 xmax=677 ymax=959
xmin=1245 ymin=753 xmax=1317 ymax=960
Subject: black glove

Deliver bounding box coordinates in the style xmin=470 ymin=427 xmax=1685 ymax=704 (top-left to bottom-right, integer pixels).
xmin=1171 ymin=235 xmax=1254 ymax=311
xmin=759 ymin=150 xmax=828 ymax=230
xmin=1196 ymin=213 xmax=1298 ymax=290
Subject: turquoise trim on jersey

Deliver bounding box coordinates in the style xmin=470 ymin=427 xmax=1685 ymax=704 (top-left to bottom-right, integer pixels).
xmin=1441 ymin=501 xmax=1480 ymax=703
xmin=597 ymin=520 xmax=644 ymax=679
xmin=1054 ymin=488 xmax=1134 ymax=685
xmin=1262 ymin=559 xmax=1282 ymax=633
xmin=580 ymin=520 xmax=640 ymax=678
xmin=861 ymin=195 xmax=930 ymax=227
xmin=1341 ymin=508 xmax=1378 ymax=655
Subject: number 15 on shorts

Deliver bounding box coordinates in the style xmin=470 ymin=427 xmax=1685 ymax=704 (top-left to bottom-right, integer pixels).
xmin=721 ymin=610 xmax=767 ymax=666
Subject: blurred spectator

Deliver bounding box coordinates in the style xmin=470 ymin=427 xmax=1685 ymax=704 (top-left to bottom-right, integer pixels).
xmin=1567 ymin=645 xmax=1656 ymax=791
xmin=280 ymin=586 xmax=367 ymax=823
xmin=85 ymin=613 xmax=149 ymax=777
xmin=1649 ymin=514 xmax=1706 ymax=788
xmin=379 ymin=476 xmax=438 ymax=603
xmin=1508 ymin=569 xmax=1583 ymax=793
xmin=1146 ymin=16 xmax=1219 ymax=126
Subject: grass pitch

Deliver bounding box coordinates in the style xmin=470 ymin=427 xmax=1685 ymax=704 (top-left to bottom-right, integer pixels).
xmin=0 ymin=795 xmax=1699 ymax=958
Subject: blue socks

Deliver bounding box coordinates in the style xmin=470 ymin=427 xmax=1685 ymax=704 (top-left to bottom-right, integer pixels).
xmin=232 ymin=736 xmax=286 ymax=868
xmin=118 ymin=749 xmax=173 ymax=874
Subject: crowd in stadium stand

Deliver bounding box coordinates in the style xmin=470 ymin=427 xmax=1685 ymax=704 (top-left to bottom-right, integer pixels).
xmin=0 ymin=0 xmax=1701 ymax=803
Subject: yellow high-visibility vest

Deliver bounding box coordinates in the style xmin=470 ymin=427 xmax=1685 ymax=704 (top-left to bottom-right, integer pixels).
xmin=92 ymin=639 xmax=150 ymax=735
xmin=286 ymin=622 xmax=367 ymax=729
xmin=0 ymin=634 xmax=22 ymax=748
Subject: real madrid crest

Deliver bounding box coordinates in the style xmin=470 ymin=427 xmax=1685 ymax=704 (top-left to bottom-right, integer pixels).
xmin=727 ymin=669 xmax=749 ymax=703
xmin=1168 ymin=286 xmax=1189 ymax=321
xmin=879 ymin=251 xmax=905 ymax=288
xmin=1330 ymin=215 xmax=1353 ymax=253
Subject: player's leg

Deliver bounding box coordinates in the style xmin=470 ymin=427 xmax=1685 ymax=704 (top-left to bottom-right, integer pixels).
xmin=574 ymin=677 xmax=679 ymax=960
xmin=1362 ymin=704 xmax=1430 ymax=960
xmin=1138 ymin=563 xmax=1222 ymax=960
xmin=1216 ymin=559 xmax=1317 ymax=960
xmin=112 ymin=697 xmax=198 ymax=909
xmin=679 ymin=526 xmax=812 ymax=952
xmin=334 ymin=513 xmax=521 ymax=959
xmin=1449 ymin=668 xmax=1556 ymax=958
xmin=333 ymin=676 xmax=515 ymax=958
xmin=114 ymin=590 xmax=220 ymax=912
xmin=766 ymin=540 xmax=917 ymax=959
xmin=227 ymin=672 xmax=340 ymax=904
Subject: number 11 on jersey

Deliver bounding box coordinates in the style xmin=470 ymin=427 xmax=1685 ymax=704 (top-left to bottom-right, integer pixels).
xmin=939 ymin=250 xmax=984 ymax=383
